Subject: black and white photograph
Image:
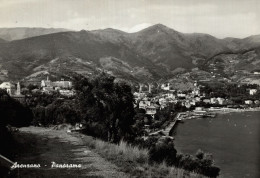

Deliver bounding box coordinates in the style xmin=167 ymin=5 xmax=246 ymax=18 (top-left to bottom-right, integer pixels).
xmin=0 ymin=0 xmax=259 ymax=177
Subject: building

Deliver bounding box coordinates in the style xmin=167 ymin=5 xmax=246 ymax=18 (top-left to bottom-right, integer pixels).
xmin=146 ymin=105 xmax=157 ymax=118
xmin=161 ymin=83 xmax=170 ymax=91
xmin=217 ymin=97 xmax=226 ymax=105
xmin=11 ymin=82 xmax=25 ymax=103
xmin=41 ymin=76 xmax=72 ymax=89
xmin=194 ymin=107 xmax=206 ymax=113
xmin=249 ymin=89 xmax=257 ymax=95
xmin=203 ymin=99 xmax=211 ymax=104
xmin=53 ymin=80 xmax=72 ymax=89
xmin=245 ymin=100 xmax=253 ymax=105
xmin=177 ymin=93 xmax=186 ymax=98
xmin=165 ymin=93 xmax=175 ymax=99
xmin=210 ymin=98 xmax=218 ymax=104
xmin=59 ymin=89 xmax=75 ymax=97
xmin=0 ymin=82 xmax=15 ymax=95
xmin=41 ymin=76 xmax=52 ymax=87
xmin=139 ymin=100 xmax=151 ymax=109
xmin=158 ymin=98 xmax=166 ymax=105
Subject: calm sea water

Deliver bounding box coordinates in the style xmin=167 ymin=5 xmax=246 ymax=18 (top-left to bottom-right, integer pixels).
xmin=173 ymin=111 xmax=260 ymax=178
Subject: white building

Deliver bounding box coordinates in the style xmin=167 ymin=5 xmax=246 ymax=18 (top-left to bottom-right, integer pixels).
xmin=245 ymin=100 xmax=253 ymax=105
xmin=146 ymin=105 xmax=157 ymax=118
xmin=249 ymin=89 xmax=257 ymax=95
xmin=165 ymin=93 xmax=175 ymax=99
xmin=177 ymin=93 xmax=186 ymax=98
xmin=161 ymin=83 xmax=170 ymax=91
xmin=139 ymin=100 xmax=151 ymax=109
xmin=0 ymin=82 xmax=15 ymax=95
xmin=59 ymin=89 xmax=75 ymax=97
xmin=210 ymin=98 xmax=218 ymax=104
xmin=217 ymin=97 xmax=226 ymax=105
xmin=158 ymin=98 xmax=166 ymax=105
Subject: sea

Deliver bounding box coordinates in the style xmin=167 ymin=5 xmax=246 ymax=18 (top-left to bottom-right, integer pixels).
xmin=173 ymin=111 xmax=260 ymax=178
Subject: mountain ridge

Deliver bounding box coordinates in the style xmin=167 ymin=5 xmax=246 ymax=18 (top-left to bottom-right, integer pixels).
xmin=0 ymin=24 xmax=259 ymax=83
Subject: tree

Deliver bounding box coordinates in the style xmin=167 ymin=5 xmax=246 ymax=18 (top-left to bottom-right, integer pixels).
xmin=73 ymin=73 xmax=135 ymax=143
xmin=0 ymin=89 xmax=33 ymax=127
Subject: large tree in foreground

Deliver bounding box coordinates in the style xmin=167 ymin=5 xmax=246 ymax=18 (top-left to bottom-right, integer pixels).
xmin=74 ymin=73 xmax=135 ymax=143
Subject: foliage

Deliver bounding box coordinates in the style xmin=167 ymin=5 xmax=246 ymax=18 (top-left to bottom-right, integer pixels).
xmin=73 ymin=72 xmax=135 ymax=143
xmin=24 ymin=90 xmax=80 ymax=126
xmin=81 ymin=134 xmax=203 ymax=178
xmin=149 ymin=137 xmax=177 ymax=165
xmin=0 ymin=89 xmax=32 ymax=127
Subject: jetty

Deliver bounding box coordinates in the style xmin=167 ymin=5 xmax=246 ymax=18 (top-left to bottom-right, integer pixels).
xmin=162 ymin=112 xmax=187 ymax=136
xmin=149 ymin=112 xmax=186 ymax=137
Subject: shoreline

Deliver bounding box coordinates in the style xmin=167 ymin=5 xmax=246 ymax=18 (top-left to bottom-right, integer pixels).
xmin=178 ymin=107 xmax=260 ymax=121
xmin=212 ymin=107 xmax=260 ymax=115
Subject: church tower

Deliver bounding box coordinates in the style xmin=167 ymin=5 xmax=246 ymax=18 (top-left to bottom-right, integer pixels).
xmin=16 ymin=82 xmax=21 ymax=95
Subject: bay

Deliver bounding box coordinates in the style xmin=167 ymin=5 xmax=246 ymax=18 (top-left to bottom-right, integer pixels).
xmin=173 ymin=111 xmax=260 ymax=178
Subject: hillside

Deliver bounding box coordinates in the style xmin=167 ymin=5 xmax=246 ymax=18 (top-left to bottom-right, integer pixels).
xmin=0 ymin=27 xmax=69 ymax=41
xmin=0 ymin=24 xmax=259 ymax=82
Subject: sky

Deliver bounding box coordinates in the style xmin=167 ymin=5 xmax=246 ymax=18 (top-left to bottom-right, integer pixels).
xmin=0 ymin=0 xmax=259 ymax=38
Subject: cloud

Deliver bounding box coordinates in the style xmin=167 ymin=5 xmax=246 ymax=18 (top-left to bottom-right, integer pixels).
xmin=128 ymin=23 xmax=152 ymax=33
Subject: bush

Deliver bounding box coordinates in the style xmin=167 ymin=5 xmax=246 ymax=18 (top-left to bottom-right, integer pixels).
xmin=149 ymin=137 xmax=177 ymax=165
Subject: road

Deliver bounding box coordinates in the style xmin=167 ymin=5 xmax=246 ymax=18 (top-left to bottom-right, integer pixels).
xmin=9 ymin=127 xmax=129 ymax=178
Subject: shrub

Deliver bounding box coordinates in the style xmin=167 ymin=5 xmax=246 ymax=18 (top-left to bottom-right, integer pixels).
xmin=149 ymin=137 xmax=177 ymax=165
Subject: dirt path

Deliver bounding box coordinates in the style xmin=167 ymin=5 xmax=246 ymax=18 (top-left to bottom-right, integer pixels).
xmin=10 ymin=127 xmax=129 ymax=178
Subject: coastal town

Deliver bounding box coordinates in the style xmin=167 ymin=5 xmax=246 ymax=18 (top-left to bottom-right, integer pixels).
xmin=1 ymin=75 xmax=259 ymax=139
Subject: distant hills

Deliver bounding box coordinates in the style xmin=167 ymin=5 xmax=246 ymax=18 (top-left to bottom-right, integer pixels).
xmin=0 ymin=24 xmax=259 ymax=83
xmin=0 ymin=27 xmax=70 ymax=41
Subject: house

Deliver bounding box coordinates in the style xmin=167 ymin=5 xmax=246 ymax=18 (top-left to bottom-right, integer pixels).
xmin=192 ymin=88 xmax=200 ymax=96
xmin=42 ymin=86 xmax=54 ymax=94
xmin=0 ymin=82 xmax=15 ymax=95
xmin=160 ymin=103 xmax=167 ymax=110
xmin=177 ymin=93 xmax=186 ymax=98
xmin=249 ymin=89 xmax=257 ymax=95
xmin=245 ymin=100 xmax=253 ymax=105
xmin=217 ymin=97 xmax=226 ymax=105
xmin=210 ymin=98 xmax=218 ymax=104
xmin=161 ymin=83 xmax=170 ymax=91
xmin=41 ymin=76 xmax=52 ymax=87
xmin=166 ymin=93 xmax=175 ymax=99
xmin=203 ymin=99 xmax=211 ymax=104
xmin=59 ymin=89 xmax=75 ymax=97
xmin=158 ymin=98 xmax=166 ymax=105
xmin=190 ymin=100 xmax=196 ymax=106
xmin=139 ymin=100 xmax=151 ymax=109
xmin=53 ymin=80 xmax=72 ymax=89
xmin=195 ymin=107 xmax=204 ymax=111
xmin=146 ymin=105 xmax=157 ymax=118
xmin=194 ymin=107 xmax=206 ymax=113
xmin=184 ymin=102 xmax=191 ymax=108
xmin=195 ymin=97 xmax=201 ymax=102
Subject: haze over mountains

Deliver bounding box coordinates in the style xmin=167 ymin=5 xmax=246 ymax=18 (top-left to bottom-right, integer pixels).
xmin=0 ymin=24 xmax=259 ymax=83
xmin=0 ymin=27 xmax=69 ymax=41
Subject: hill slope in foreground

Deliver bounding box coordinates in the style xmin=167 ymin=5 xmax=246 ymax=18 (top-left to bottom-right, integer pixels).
xmin=0 ymin=24 xmax=259 ymax=82
xmin=10 ymin=126 xmax=202 ymax=178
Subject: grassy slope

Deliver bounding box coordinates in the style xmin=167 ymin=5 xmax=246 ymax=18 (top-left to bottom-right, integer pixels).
xmin=11 ymin=126 xmax=205 ymax=178
xmin=80 ymin=134 xmax=204 ymax=178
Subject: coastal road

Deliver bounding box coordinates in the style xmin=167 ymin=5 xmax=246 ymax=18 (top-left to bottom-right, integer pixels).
xmin=9 ymin=127 xmax=129 ymax=178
